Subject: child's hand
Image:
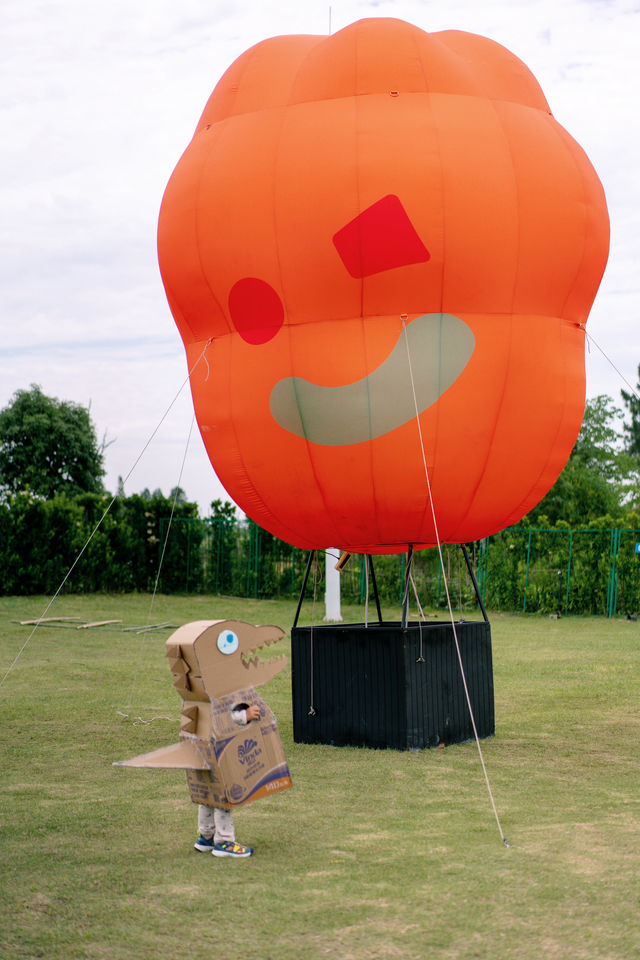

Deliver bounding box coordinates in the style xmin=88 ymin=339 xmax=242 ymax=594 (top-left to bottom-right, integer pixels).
xmin=246 ymin=704 xmax=261 ymax=722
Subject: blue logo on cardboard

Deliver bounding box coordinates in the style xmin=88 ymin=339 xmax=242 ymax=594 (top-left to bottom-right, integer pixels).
xmin=238 ymin=737 xmax=262 ymax=766
xmin=229 ymin=783 xmax=244 ymax=802
xmin=238 ymin=738 xmax=258 ymax=758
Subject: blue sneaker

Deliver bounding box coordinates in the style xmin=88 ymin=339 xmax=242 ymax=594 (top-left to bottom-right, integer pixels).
xmin=194 ymin=834 xmax=215 ymax=852
xmin=212 ymin=840 xmax=253 ymax=858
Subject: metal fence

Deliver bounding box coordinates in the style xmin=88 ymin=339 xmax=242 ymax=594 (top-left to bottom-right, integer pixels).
xmin=158 ymin=518 xmax=640 ymax=617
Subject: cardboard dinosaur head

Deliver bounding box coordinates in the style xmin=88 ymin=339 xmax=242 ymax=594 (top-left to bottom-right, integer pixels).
xmin=166 ymin=619 xmax=286 ymax=701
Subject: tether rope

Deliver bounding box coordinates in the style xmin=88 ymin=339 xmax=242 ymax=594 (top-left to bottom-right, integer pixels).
xmin=0 ymin=340 xmax=212 ymax=692
xmin=400 ymin=316 xmax=509 ymax=847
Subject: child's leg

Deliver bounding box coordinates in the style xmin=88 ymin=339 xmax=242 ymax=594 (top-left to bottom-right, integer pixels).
xmin=197 ymin=804 xmax=235 ymax=843
xmin=213 ymin=808 xmax=235 ymax=844
xmin=196 ymin=804 xmax=251 ymax=857
xmin=197 ymin=804 xmax=216 ymax=838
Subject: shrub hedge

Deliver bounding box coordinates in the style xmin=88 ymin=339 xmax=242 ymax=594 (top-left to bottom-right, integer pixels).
xmin=3 ymin=493 xmax=640 ymax=617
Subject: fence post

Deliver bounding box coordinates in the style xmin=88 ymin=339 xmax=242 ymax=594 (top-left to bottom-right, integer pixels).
xmin=477 ymin=538 xmax=488 ymax=610
xmin=613 ymin=528 xmax=621 ymax=616
xmin=253 ymin=523 xmax=260 ymax=597
xmin=186 ymin=521 xmax=191 ymax=592
xmin=291 ymin=544 xmax=296 ymax=596
xmin=215 ymin=521 xmax=222 ymax=594
xmin=566 ymin=529 xmax=573 ymax=614
xmin=606 ymin=528 xmax=620 ymax=618
xmin=245 ymin=522 xmax=260 ymax=598
xmin=523 ymin=529 xmax=532 ymax=613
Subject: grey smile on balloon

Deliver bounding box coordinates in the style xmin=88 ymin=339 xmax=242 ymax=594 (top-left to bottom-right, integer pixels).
xmin=269 ymin=313 xmax=475 ymax=446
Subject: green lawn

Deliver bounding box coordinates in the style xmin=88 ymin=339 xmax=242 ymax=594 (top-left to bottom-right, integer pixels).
xmin=1 ymin=594 xmax=638 ymax=959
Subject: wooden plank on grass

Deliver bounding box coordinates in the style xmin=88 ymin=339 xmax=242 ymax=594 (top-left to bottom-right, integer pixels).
xmin=18 ymin=617 xmax=84 ymax=625
xmin=122 ymin=622 xmax=174 ymax=633
xmin=77 ymin=620 xmax=123 ymax=629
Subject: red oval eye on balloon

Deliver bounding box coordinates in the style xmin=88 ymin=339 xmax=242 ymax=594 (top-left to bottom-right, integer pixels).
xmin=228 ymin=277 xmax=284 ymax=344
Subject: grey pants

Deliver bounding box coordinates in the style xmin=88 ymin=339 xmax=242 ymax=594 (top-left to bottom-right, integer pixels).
xmin=197 ymin=804 xmax=235 ymax=843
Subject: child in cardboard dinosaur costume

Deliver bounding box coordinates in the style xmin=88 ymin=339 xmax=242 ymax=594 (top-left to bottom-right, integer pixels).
xmin=116 ymin=620 xmax=291 ymax=858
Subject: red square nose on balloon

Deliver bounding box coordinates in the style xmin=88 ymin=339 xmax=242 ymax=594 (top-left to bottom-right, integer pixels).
xmin=332 ymin=194 xmax=430 ymax=279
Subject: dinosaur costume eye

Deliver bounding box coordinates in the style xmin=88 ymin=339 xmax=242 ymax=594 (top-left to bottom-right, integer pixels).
xmin=217 ymin=630 xmax=239 ymax=656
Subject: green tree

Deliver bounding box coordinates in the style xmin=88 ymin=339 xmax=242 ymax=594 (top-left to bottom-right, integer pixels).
xmin=204 ymin=499 xmax=239 ymax=594
xmin=527 ymin=395 xmax=638 ymax=526
xmin=210 ymin=498 xmax=237 ymax=522
xmin=0 ymin=385 xmax=106 ymax=499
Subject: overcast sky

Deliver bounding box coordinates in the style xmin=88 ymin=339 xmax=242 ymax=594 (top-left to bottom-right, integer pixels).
xmin=1 ymin=0 xmax=638 ymax=515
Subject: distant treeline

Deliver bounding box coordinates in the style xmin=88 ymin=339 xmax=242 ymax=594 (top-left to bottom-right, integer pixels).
xmin=2 ymin=491 xmax=640 ymax=617
xmin=0 ymin=490 xmax=199 ymax=595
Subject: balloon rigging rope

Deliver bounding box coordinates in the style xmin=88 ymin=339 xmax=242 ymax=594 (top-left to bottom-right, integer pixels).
xmin=584 ymin=330 xmax=640 ymax=399
xmin=408 ymin=569 xmax=426 ymax=661
xmin=400 ymin=318 xmax=509 ymax=847
xmin=0 ymin=340 xmax=213 ymax=693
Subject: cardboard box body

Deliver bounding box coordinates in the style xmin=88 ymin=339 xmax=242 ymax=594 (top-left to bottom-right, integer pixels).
xmin=291 ymin=620 xmax=494 ymax=750
xmin=116 ymin=686 xmax=291 ymax=809
xmin=185 ymin=687 xmax=292 ymax=808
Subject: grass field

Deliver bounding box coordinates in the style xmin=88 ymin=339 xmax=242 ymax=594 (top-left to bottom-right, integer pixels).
xmin=1 ymin=593 xmax=638 ymax=959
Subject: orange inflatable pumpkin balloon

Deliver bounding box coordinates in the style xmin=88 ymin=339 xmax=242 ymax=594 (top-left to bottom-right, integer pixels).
xmin=158 ymin=18 xmax=609 ymax=554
